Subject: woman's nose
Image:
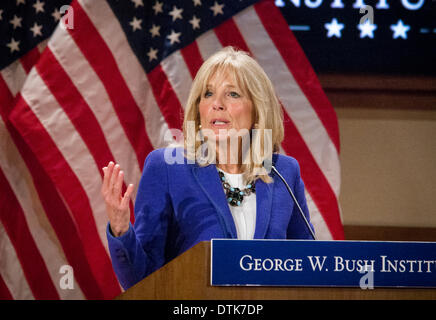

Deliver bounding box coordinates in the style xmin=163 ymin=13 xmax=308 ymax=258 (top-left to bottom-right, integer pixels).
xmin=212 ymin=103 xmax=224 ymax=110
xmin=212 ymin=95 xmax=225 ymax=110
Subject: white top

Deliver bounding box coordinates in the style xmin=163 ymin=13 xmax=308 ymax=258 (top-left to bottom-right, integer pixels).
xmin=219 ymin=170 xmax=256 ymax=240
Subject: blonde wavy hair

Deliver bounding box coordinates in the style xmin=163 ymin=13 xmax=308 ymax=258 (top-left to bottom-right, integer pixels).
xmin=183 ymin=46 xmax=284 ymax=183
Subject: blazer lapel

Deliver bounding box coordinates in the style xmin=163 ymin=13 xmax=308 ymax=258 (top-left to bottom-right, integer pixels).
xmin=191 ymin=164 xmax=238 ymax=238
xmin=253 ymin=178 xmax=273 ymax=239
xmin=192 ymin=163 xmax=274 ymax=239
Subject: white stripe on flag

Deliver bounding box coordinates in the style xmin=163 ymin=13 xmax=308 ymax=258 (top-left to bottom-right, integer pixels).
xmin=0 ymin=221 xmax=34 ymax=300
xmin=37 ymin=39 xmax=48 ymax=54
xmin=0 ymin=60 xmax=27 ymax=97
xmin=234 ymin=7 xmax=341 ymax=197
xmin=196 ymin=29 xmax=224 ymax=61
xmin=161 ymin=50 xmax=193 ymax=110
xmin=20 ymin=69 xmax=110 ymax=255
xmin=305 ymin=192 xmax=333 ymax=240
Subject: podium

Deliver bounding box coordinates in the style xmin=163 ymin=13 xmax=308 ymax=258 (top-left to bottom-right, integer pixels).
xmin=115 ymin=241 xmax=436 ymax=300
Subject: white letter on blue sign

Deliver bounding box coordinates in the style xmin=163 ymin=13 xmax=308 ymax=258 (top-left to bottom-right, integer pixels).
xmin=307 ymin=256 xmax=327 ymax=271
xmin=240 ymin=255 xmax=253 ymax=271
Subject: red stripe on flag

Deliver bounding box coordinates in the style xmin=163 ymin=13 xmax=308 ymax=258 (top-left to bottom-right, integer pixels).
xmin=6 ymin=122 xmax=105 ymax=299
xmin=0 ymin=274 xmax=13 ymax=300
xmin=180 ymin=42 xmax=204 ymax=79
xmin=19 ymin=47 xmax=41 ymax=74
xmin=0 ymin=168 xmax=60 ymax=299
xmin=281 ymin=110 xmax=344 ymax=239
xmin=68 ymin=2 xmax=153 ymax=166
xmin=254 ymin=1 xmax=340 ymax=153
xmin=147 ymin=64 xmax=184 ymax=130
xmin=214 ymin=18 xmax=251 ymax=54
xmin=9 ymin=98 xmax=121 ymax=299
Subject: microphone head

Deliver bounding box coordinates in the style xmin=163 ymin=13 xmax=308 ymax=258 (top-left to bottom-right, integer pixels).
xmin=262 ymin=159 xmax=274 ymax=174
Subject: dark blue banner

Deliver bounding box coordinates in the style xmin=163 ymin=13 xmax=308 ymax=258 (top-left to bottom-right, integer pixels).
xmin=211 ymin=239 xmax=436 ymax=288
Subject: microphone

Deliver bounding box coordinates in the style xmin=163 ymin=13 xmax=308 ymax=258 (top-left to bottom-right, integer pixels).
xmin=271 ymin=165 xmax=317 ymax=240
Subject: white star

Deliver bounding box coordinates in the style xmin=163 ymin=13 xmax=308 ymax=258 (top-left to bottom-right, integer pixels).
xmin=152 ymin=1 xmax=163 ymax=15
xmin=390 ymin=19 xmax=410 ymax=39
xmin=16 ymin=0 xmax=26 ymax=5
xmin=324 ymin=18 xmax=344 ymax=38
xmin=210 ymin=1 xmax=224 ymax=16
xmin=189 ymin=15 xmax=201 ymax=30
xmin=30 ymin=22 xmax=43 ymax=37
xmin=169 ymin=6 xmax=183 ymax=22
xmin=193 ymin=0 xmax=202 ymax=6
xmin=131 ymin=0 xmax=143 ymax=8
xmin=129 ymin=17 xmax=142 ymax=31
xmin=147 ymin=47 xmax=158 ymax=62
xmin=0 ymin=9 xmax=3 ymax=21
xmin=149 ymin=24 xmax=160 ymax=38
xmin=10 ymin=15 xmax=22 ymax=29
xmin=52 ymin=8 xmax=61 ymax=22
xmin=6 ymin=38 xmax=20 ymax=53
xmin=167 ymin=29 xmax=181 ymax=45
xmin=33 ymin=0 xmax=45 ymax=13
xmin=358 ymin=20 xmax=377 ymax=39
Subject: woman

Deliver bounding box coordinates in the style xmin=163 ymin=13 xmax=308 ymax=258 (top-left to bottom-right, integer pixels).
xmin=102 ymin=47 xmax=315 ymax=290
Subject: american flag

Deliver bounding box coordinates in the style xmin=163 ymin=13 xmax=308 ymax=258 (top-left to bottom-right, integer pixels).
xmin=0 ymin=0 xmax=343 ymax=300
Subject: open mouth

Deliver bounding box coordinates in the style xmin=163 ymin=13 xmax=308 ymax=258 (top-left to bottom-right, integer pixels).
xmin=211 ymin=119 xmax=230 ymax=126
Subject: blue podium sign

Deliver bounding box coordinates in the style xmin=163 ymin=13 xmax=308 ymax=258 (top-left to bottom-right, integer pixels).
xmin=211 ymin=239 xmax=436 ymax=288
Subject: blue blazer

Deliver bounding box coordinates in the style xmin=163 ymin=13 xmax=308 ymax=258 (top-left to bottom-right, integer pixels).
xmin=107 ymin=148 xmax=314 ymax=290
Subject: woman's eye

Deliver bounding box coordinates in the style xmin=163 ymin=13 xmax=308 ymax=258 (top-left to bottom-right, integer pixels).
xmin=204 ymin=90 xmax=212 ymax=97
xmin=229 ymin=91 xmax=240 ymax=98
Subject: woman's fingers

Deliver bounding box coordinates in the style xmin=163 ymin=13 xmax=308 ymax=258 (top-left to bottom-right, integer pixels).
xmin=120 ymin=184 xmax=134 ymax=209
xmin=102 ymin=161 xmax=114 ymax=195
xmin=102 ymin=162 xmax=132 ymax=208
xmin=109 ymin=164 xmax=120 ymax=196
xmin=101 ymin=162 xmax=133 ymax=237
xmin=113 ymin=170 xmax=124 ymax=200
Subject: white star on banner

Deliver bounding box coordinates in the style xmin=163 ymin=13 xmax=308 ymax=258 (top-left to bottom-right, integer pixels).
xmin=193 ymin=0 xmax=202 ymax=6
xmin=0 ymin=9 xmax=3 ymax=21
xmin=129 ymin=17 xmax=142 ymax=31
xmin=390 ymin=19 xmax=410 ymax=39
xmin=149 ymin=24 xmax=160 ymax=38
xmin=189 ymin=15 xmax=201 ymax=30
xmin=10 ymin=15 xmax=22 ymax=29
xmin=152 ymin=1 xmax=163 ymax=15
xmin=52 ymin=8 xmax=61 ymax=21
xmin=33 ymin=0 xmax=45 ymax=13
xmin=16 ymin=0 xmax=26 ymax=5
xmin=147 ymin=47 xmax=158 ymax=61
xmin=358 ymin=20 xmax=377 ymax=38
xmin=131 ymin=0 xmax=144 ymax=8
xmin=324 ymin=18 xmax=344 ymax=38
xmin=167 ymin=29 xmax=181 ymax=45
xmin=210 ymin=1 xmax=224 ymax=16
xmin=30 ymin=22 xmax=43 ymax=37
xmin=7 ymin=38 xmax=20 ymax=53
xmin=169 ymin=6 xmax=183 ymax=22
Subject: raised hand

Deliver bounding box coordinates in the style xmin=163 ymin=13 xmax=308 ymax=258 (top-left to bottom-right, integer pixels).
xmin=101 ymin=161 xmax=134 ymax=237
